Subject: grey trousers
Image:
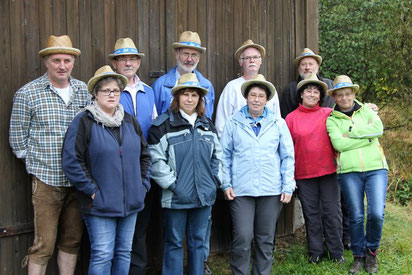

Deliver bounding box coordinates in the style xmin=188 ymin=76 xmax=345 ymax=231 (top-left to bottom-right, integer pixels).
xmin=229 ymin=195 xmax=283 ymax=275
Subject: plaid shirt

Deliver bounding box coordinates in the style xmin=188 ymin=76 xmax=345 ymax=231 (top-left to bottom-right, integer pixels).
xmin=9 ymin=73 xmax=90 ymax=187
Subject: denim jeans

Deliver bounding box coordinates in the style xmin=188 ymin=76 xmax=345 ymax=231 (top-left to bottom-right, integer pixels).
xmin=338 ymin=169 xmax=388 ymax=257
xmin=162 ymin=206 xmax=211 ymax=275
xmin=83 ymin=213 xmax=138 ymax=275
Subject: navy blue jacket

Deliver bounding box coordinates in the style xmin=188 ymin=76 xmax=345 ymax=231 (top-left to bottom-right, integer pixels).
xmin=62 ymin=111 xmax=151 ymax=217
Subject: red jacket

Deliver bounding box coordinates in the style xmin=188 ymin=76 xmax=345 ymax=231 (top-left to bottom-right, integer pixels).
xmin=285 ymin=104 xmax=336 ymax=179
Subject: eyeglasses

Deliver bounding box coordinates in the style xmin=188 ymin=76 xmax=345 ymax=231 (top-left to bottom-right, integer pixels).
xmin=248 ymin=93 xmax=266 ymax=100
xmin=98 ymin=89 xmax=121 ymax=96
xmin=117 ymin=57 xmax=139 ymax=63
xmin=240 ymin=55 xmax=261 ymax=62
xmin=180 ymin=52 xmax=200 ymax=59
xmin=334 ymin=92 xmax=353 ymax=99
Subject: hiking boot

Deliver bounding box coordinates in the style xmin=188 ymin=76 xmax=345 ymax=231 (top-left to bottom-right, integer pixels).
xmin=349 ymin=256 xmax=365 ymax=274
xmin=308 ymin=255 xmax=322 ymax=264
xmin=331 ymin=255 xmax=346 ymax=264
xmin=204 ymin=261 xmax=212 ymax=275
xmin=365 ymin=249 xmax=378 ymax=273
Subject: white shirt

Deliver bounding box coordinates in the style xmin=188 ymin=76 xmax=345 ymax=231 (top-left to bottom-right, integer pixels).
xmin=52 ymin=85 xmax=71 ymax=105
xmin=124 ymin=75 xmax=158 ymax=119
xmin=179 ymin=109 xmax=198 ymax=127
xmin=215 ymin=76 xmax=281 ymax=137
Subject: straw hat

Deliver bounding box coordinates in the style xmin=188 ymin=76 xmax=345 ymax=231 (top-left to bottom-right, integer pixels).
xmin=172 ymin=31 xmax=206 ymax=53
xmin=241 ymin=74 xmax=277 ymax=101
xmin=171 ymin=73 xmax=208 ymax=96
xmin=109 ymin=38 xmax=145 ymax=59
xmin=39 ymin=35 xmax=81 ymax=57
xmin=297 ymin=73 xmax=328 ymax=94
xmin=327 ymin=75 xmax=360 ymax=96
xmin=294 ymin=48 xmax=322 ymax=67
xmin=87 ymin=65 xmax=128 ymax=94
xmin=235 ymin=39 xmax=266 ymax=60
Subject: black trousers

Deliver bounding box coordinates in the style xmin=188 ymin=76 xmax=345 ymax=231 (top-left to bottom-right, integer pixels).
xmin=296 ymin=173 xmax=344 ymax=258
xmin=129 ymin=180 xmax=158 ymax=275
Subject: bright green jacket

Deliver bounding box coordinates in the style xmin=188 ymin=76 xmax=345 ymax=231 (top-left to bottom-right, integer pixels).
xmin=326 ymin=100 xmax=388 ymax=174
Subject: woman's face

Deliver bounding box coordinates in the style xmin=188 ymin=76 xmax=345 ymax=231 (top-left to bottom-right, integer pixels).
xmin=178 ymin=89 xmax=200 ymax=115
xmin=333 ymin=87 xmax=355 ymax=112
xmin=301 ymin=85 xmax=320 ymax=108
xmin=95 ymin=80 xmax=121 ymax=116
xmin=246 ymin=86 xmax=268 ymax=116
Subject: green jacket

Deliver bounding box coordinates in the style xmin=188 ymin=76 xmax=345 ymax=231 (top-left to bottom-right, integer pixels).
xmin=326 ymin=100 xmax=388 ymax=174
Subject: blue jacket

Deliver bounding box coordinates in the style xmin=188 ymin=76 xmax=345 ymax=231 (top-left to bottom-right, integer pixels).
xmin=148 ymin=109 xmax=223 ymax=209
xmin=151 ymin=67 xmax=215 ymax=119
xmin=220 ymin=108 xmax=296 ymax=196
xmin=120 ymin=82 xmax=155 ymax=140
xmin=62 ymin=111 xmax=151 ymax=217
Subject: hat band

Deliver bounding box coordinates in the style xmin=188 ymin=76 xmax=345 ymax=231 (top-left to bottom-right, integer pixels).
xmin=113 ymin=47 xmax=139 ymax=55
xmin=301 ymin=53 xmax=315 ymax=57
xmin=181 ymin=81 xmax=201 ymax=87
xmin=333 ymin=82 xmax=354 ymax=89
xmin=179 ymin=41 xmax=202 ymax=48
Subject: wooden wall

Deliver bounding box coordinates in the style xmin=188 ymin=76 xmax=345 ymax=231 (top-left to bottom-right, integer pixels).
xmin=0 ymin=0 xmax=319 ymax=273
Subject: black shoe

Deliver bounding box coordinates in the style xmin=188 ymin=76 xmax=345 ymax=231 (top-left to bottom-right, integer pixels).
xmin=331 ymin=255 xmax=346 ymax=264
xmin=365 ymin=249 xmax=378 ymax=274
xmin=204 ymin=261 xmax=212 ymax=275
xmin=343 ymin=239 xmax=352 ymax=250
xmin=349 ymin=256 xmax=365 ymax=274
xmin=308 ymin=255 xmax=322 ymax=264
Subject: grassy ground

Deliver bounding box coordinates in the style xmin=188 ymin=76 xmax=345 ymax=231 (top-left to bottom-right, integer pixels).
xmin=208 ymin=202 xmax=412 ymax=274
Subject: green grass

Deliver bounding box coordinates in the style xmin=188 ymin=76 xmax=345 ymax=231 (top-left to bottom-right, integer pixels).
xmin=208 ymin=202 xmax=412 ymax=274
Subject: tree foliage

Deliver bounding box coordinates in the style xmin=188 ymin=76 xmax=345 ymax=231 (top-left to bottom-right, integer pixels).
xmin=319 ymin=0 xmax=412 ymax=126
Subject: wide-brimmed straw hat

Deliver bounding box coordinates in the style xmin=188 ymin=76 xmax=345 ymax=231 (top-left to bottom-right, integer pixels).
xmin=172 ymin=31 xmax=206 ymax=53
xmin=39 ymin=35 xmax=81 ymax=57
xmin=87 ymin=65 xmax=128 ymax=94
xmin=297 ymin=73 xmax=328 ymax=94
xmin=171 ymin=73 xmax=208 ymax=96
xmin=109 ymin=38 xmax=145 ymax=59
xmin=327 ymin=75 xmax=360 ymax=96
xmin=294 ymin=48 xmax=322 ymax=67
xmin=235 ymin=39 xmax=266 ymax=60
xmin=241 ymin=74 xmax=277 ymax=101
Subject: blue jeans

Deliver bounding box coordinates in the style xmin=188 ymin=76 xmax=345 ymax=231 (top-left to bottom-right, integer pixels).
xmin=338 ymin=169 xmax=388 ymax=257
xmin=162 ymin=207 xmax=211 ymax=275
xmin=83 ymin=213 xmax=138 ymax=275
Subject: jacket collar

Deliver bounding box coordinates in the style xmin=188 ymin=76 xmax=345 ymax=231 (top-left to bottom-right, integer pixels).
xmin=163 ymin=67 xmax=209 ymax=89
xmin=167 ymin=108 xmax=210 ymax=129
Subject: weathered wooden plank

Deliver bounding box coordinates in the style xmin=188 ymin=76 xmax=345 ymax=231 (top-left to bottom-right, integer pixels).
xmin=165 ymin=0 xmax=176 ymax=72
xmin=91 ymin=0 xmax=105 ymax=69
xmin=66 ymin=0 xmax=81 ymax=79
xmin=78 ymin=0 xmax=93 ymax=80
xmin=148 ymin=0 xmax=161 ymax=84
xmin=104 ymin=0 xmax=116 ymax=66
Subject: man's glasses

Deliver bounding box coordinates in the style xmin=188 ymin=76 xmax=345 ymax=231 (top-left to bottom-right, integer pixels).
xmin=180 ymin=52 xmax=200 ymax=59
xmin=98 ymin=89 xmax=121 ymax=96
xmin=240 ymin=55 xmax=261 ymax=62
xmin=117 ymin=57 xmax=139 ymax=63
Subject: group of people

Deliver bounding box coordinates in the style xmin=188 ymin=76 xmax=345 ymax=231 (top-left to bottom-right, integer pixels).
xmin=9 ymin=30 xmax=388 ymax=275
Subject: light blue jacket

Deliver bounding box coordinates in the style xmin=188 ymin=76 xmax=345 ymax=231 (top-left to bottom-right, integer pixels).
xmin=151 ymin=67 xmax=215 ymax=119
xmin=220 ymin=108 xmax=296 ymax=196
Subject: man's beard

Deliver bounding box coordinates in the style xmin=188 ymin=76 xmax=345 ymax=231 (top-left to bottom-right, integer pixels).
xmin=176 ymin=59 xmax=198 ymax=74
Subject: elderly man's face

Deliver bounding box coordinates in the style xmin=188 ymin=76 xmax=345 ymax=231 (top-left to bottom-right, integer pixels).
xmin=298 ymin=57 xmax=319 ymax=78
xmin=112 ymin=55 xmax=141 ymax=81
xmin=175 ymin=48 xmax=200 ymax=74
xmin=44 ymin=54 xmax=75 ymax=86
xmin=239 ymin=47 xmax=262 ymax=75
